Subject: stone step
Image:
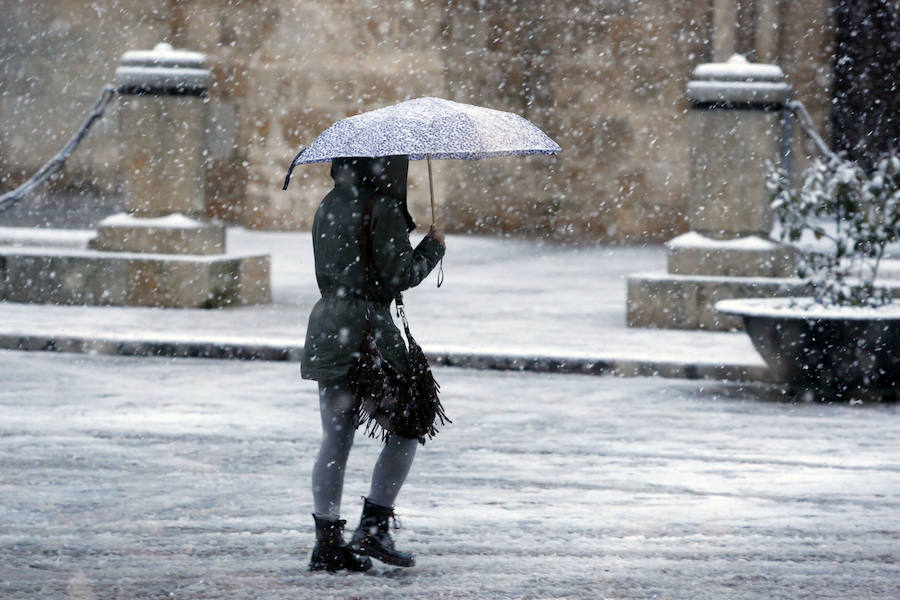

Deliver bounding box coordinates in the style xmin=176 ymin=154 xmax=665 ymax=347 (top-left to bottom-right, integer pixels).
xmin=0 ymin=246 xmax=270 ymax=308
xmin=627 ymin=271 xmax=810 ymax=331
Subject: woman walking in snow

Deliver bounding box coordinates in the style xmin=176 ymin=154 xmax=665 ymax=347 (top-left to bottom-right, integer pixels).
xmin=300 ymin=155 xmax=445 ymax=572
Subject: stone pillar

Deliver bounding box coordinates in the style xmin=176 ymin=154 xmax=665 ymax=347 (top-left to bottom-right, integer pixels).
xmin=91 ymin=43 xmax=224 ymax=255
xmin=669 ymin=53 xmax=797 ymax=277
xmin=117 ymin=43 xmax=209 ymax=218
xmin=683 ymin=54 xmax=789 ymax=241
xmin=671 ymin=53 xmax=796 ymax=280
xmin=626 ymin=54 xmax=803 ymax=330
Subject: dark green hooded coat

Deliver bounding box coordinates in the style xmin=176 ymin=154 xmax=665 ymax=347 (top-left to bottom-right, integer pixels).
xmin=300 ymin=156 xmax=445 ymax=383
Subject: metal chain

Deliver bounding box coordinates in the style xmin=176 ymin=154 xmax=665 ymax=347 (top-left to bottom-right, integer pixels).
xmin=787 ymin=99 xmax=840 ymax=162
xmin=0 ymin=85 xmax=118 ymax=213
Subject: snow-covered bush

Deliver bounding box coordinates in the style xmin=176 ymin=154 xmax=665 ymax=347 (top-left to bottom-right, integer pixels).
xmin=767 ymin=152 xmax=900 ymax=307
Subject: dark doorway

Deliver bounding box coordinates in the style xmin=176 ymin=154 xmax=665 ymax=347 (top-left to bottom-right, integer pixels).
xmin=832 ymin=0 xmax=900 ymax=170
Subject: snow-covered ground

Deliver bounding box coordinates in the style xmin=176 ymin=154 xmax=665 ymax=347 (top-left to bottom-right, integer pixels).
xmin=1 ymin=350 xmax=897 ymax=599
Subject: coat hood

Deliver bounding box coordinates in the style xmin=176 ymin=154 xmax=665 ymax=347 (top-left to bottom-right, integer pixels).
xmin=331 ymin=156 xmax=416 ymax=231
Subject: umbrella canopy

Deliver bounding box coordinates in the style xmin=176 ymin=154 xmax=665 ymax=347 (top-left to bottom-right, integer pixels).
xmin=294 ymin=96 xmax=559 ymax=163
xmin=282 ymin=96 xmax=560 ymax=189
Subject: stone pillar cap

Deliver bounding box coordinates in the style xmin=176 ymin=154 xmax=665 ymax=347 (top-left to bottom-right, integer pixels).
xmin=116 ymin=42 xmax=210 ymax=94
xmin=692 ymin=54 xmax=785 ymax=82
xmin=687 ymin=54 xmax=790 ymax=106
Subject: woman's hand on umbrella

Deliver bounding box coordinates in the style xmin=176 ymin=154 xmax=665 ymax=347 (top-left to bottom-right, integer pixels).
xmin=428 ymin=225 xmax=446 ymax=248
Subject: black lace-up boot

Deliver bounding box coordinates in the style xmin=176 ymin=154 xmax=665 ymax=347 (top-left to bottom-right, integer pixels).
xmin=348 ymin=497 xmax=415 ymax=567
xmin=309 ymin=514 xmax=373 ymax=572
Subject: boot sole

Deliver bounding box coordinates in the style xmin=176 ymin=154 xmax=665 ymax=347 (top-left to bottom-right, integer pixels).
xmin=309 ymin=560 xmax=373 ymax=573
xmin=309 ymin=548 xmax=373 ymax=573
xmin=309 ymin=561 xmax=342 ymax=573
xmin=348 ymin=541 xmax=415 ymax=567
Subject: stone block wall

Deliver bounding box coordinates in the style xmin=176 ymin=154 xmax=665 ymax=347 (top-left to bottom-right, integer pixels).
xmin=437 ymin=0 xmax=712 ymax=240
xmin=0 ymin=0 xmax=834 ymax=242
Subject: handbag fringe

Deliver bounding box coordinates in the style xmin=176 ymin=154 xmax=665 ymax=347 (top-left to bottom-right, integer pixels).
xmin=402 ymin=321 xmax=450 ymax=440
xmin=346 ymin=324 xmax=450 ymax=444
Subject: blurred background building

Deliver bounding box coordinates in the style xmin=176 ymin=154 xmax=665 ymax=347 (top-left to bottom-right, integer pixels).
xmin=0 ymin=0 xmax=895 ymax=242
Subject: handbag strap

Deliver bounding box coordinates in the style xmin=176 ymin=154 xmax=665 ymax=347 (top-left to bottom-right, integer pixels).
xmin=358 ymin=195 xmax=376 ymax=302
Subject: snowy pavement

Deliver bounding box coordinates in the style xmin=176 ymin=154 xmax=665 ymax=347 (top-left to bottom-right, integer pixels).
xmin=1 ymin=350 xmax=898 ymax=599
xmin=0 ymin=227 xmax=767 ymax=381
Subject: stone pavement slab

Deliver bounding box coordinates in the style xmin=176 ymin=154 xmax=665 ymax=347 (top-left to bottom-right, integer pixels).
xmin=1 ymin=351 xmax=897 ymax=599
xmin=0 ymin=228 xmax=768 ymax=382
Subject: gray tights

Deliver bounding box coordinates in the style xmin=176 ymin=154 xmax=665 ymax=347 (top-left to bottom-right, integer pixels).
xmin=312 ymin=381 xmax=418 ymax=520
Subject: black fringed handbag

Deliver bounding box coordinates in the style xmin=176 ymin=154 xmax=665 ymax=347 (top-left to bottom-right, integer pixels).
xmin=346 ymin=198 xmax=450 ymax=444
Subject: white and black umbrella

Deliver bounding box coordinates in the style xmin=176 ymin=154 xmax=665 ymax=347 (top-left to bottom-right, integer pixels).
xmin=282 ymin=96 xmax=561 ymax=222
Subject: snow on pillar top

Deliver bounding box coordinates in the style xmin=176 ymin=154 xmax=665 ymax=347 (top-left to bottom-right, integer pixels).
xmin=116 ymin=42 xmax=210 ymax=96
xmin=687 ymin=54 xmax=790 ymax=107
